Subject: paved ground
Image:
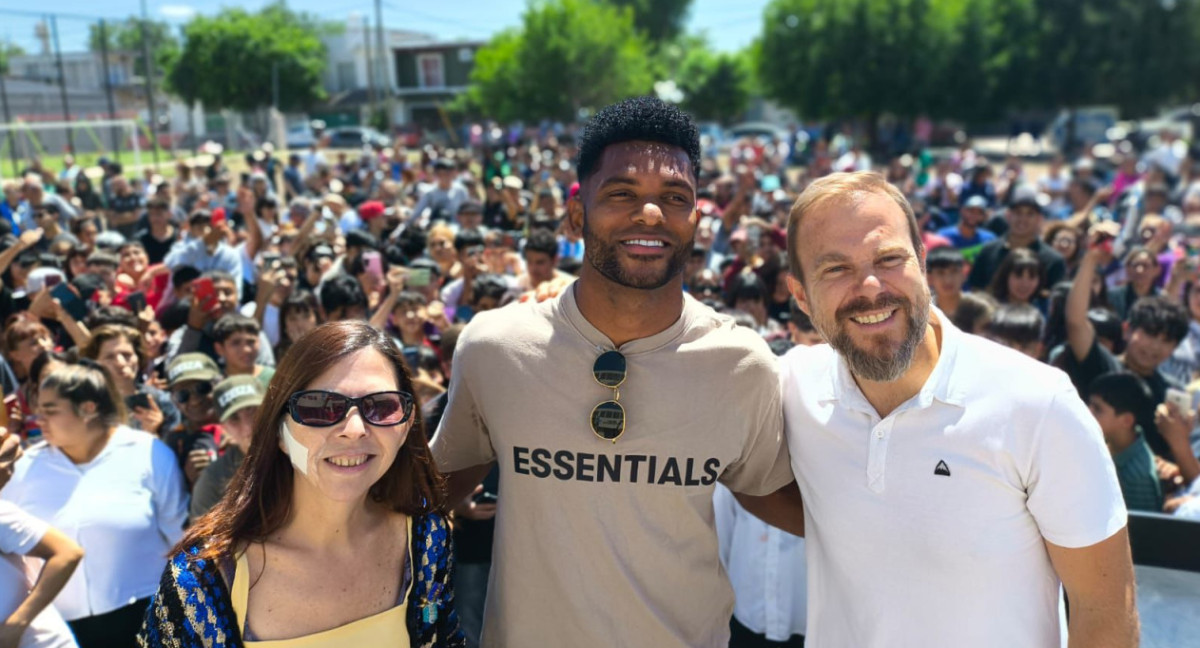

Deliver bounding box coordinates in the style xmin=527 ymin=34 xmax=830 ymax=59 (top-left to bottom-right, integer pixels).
xmin=1135 ymin=565 xmax=1200 ymax=647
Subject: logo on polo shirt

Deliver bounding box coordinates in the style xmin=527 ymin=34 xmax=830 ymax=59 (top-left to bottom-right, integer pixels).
xmin=218 ymin=384 xmax=259 ymax=409
xmin=934 ymin=460 xmax=951 ymax=477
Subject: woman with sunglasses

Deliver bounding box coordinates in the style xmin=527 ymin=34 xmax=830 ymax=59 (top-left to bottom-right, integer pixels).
xmin=0 ymin=362 xmax=188 ymax=648
xmin=139 ymin=321 xmax=463 ymax=648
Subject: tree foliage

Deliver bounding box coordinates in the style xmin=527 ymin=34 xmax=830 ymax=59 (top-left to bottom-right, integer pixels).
xmin=164 ymin=1 xmax=329 ymax=111
xmin=756 ymin=0 xmax=1200 ymax=122
xmin=0 ymin=42 xmax=25 ymax=74
xmin=88 ymin=18 xmax=180 ymax=78
xmin=456 ymin=0 xmax=654 ymax=123
xmin=605 ymin=0 xmax=694 ymax=45
xmin=677 ymin=47 xmax=752 ymax=125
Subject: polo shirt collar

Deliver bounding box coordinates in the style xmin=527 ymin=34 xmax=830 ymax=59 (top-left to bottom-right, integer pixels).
xmin=822 ymin=306 xmax=967 ymax=415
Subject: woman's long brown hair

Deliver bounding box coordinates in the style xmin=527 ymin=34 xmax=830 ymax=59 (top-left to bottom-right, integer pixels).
xmin=179 ymin=320 xmax=446 ymax=563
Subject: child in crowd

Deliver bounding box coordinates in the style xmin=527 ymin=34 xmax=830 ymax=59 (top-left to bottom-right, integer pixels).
xmin=1086 ymin=372 xmax=1162 ymax=512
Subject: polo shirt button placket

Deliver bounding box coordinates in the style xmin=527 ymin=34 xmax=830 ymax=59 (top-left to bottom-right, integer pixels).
xmin=867 ymin=419 xmax=892 ymax=494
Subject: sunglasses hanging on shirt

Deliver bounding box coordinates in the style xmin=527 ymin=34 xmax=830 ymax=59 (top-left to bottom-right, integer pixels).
xmin=590 ymin=350 xmax=626 ymax=443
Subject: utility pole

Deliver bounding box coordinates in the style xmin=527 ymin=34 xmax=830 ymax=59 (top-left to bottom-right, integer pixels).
xmin=140 ymin=0 xmax=161 ymax=165
xmin=363 ymin=17 xmax=376 ymax=121
xmin=50 ymin=15 xmax=74 ymax=154
xmin=0 ymin=71 xmax=17 ymax=177
xmin=374 ymin=0 xmax=392 ymax=134
xmin=97 ymin=20 xmax=122 ymax=156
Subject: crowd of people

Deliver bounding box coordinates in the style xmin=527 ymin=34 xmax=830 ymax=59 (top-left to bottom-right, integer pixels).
xmin=0 ymin=94 xmax=1194 ymax=647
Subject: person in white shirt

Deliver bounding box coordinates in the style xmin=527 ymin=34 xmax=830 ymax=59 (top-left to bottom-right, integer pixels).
xmin=780 ymin=171 xmax=1136 ymax=647
xmin=0 ymin=497 xmax=82 ymax=648
xmin=1 ymin=364 xmax=188 ymax=648
xmin=714 ymin=485 xmax=806 ymax=647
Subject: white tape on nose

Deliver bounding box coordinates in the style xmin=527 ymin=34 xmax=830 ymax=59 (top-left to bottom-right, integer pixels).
xmin=279 ymin=420 xmax=310 ymax=476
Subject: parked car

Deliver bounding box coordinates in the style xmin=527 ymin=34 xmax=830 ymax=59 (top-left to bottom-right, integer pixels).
xmin=325 ymin=126 xmax=390 ymax=149
xmin=1117 ymin=104 xmax=1199 ymax=151
xmin=286 ymin=124 xmax=315 ymax=149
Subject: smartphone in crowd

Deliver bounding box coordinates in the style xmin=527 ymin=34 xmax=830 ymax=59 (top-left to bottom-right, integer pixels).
xmin=51 ymin=283 xmax=88 ymax=321
xmin=192 ymin=277 xmax=217 ymax=311
xmin=126 ymin=291 xmax=147 ymax=314
xmin=364 ymin=251 xmax=384 ymax=281
xmin=125 ymin=393 xmax=152 ymax=412
xmin=407 ymin=268 xmax=431 ymax=288
xmin=1166 ymin=388 xmax=1192 ymax=414
xmin=43 ymin=274 xmax=62 ymax=289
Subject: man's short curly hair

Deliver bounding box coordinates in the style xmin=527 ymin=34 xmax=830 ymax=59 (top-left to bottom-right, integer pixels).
xmin=575 ymin=96 xmax=701 ymax=185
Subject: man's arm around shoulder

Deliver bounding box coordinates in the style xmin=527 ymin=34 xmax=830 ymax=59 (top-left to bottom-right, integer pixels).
xmin=734 ymin=481 xmax=805 ymax=537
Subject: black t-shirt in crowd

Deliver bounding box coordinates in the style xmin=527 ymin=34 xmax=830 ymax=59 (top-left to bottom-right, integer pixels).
xmin=1054 ymin=338 xmax=1181 ymax=459
xmin=137 ymin=227 xmax=177 ymax=265
xmin=967 ymin=237 xmax=1067 ymax=292
xmin=424 ymin=390 xmax=496 ymax=565
xmin=109 ymin=193 xmax=145 ymax=239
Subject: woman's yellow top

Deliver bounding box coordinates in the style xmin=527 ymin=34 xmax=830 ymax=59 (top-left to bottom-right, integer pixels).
xmin=231 ymin=516 xmax=412 ymax=647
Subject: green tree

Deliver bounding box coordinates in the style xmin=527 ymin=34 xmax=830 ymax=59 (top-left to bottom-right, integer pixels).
xmin=0 ymin=42 xmax=25 ymax=74
xmin=88 ymin=18 xmax=180 ymax=78
xmin=757 ymin=0 xmax=952 ymax=125
xmin=677 ymin=47 xmax=751 ymax=125
xmin=164 ymin=2 xmax=330 ymax=111
xmin=457 ymin=0 xmax=655 ymax=123
xmin=606 ymin=0 xmax=693 ymax=45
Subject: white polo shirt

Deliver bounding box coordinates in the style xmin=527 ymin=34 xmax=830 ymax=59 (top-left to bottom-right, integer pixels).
xmin=781 ymin=312 xmax=1126 ymax=647
xmin=0 ymin=427 xmax=188 ymax=621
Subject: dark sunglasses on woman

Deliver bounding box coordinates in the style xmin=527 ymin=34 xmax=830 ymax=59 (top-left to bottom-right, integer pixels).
xmin=286 ymin=390 xmax=415 ymax=427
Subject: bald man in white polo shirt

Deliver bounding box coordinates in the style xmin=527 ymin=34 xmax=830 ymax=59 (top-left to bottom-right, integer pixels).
xmin=780 ymin=171 xmax=1136 ymax=647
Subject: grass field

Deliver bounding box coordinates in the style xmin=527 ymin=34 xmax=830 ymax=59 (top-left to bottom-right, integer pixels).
xmin=0 ymin=148 xmax=251 ymax=182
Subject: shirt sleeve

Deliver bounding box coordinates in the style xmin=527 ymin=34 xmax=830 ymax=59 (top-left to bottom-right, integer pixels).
xmin=719 ymin=356 xmax=794 ymax=497
xmin=429 ymin=331 xmax=496 ymax=472
xmin=149 ymin=438 xmax=190 ymax=547
xmin=1024 ymin=386 xmax=1128 ymax=548
xmin=0 ymin=500 xmax=49 ymax=555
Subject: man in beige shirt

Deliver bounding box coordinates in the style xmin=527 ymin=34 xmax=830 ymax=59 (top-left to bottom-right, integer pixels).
xmin=432 ymin=97 xmax=804 ymax=647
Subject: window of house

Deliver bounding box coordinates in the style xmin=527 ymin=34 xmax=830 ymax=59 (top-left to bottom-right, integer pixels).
xmin=417 ymin=53 xmax=444 ymax=88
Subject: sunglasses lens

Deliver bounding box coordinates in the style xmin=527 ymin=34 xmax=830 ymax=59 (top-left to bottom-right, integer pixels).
xmin=591 ymin=400 xmax=625 ymax=441
xmin=361 ymin=392 xmax=412 ymax=425
xmin=291 ymin=391 xmax=349 ymax=426
xmin=593 ymin=350 xmax=626 ymax=388
xmin=173 ymin=390 xmax=189 ymax=404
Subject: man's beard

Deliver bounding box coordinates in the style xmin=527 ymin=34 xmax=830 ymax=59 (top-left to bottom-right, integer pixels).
xmin=581 ymin=210 xmax=691 ymax=290
xmin=819 ymin=290 xmax=930 ymax=382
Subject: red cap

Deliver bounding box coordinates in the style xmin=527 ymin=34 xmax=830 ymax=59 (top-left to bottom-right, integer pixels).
xmin=358 ymin=201 xmax=385 ymax=220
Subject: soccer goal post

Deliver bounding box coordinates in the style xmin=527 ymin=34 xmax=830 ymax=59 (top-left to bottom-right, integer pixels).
xmin=0 ymin=118 xmax=141 ymax=173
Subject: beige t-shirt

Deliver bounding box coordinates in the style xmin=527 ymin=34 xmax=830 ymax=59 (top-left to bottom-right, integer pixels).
xmin=432 ymin=287 xmax=793 ymax=648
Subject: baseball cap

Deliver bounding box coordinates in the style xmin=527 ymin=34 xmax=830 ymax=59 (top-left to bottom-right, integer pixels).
xmin=213 ymin=375 xmax=265 ymax=422
xmin=433 ymin=158 xmax=455 ymax=171
xmin=345 ymin=229 xmax=378 ymax=250
xmin=963 ymin=195 xmax=989 ymax=210
xmin=503 ymin=176 xmax=524 ymax=190
xmin=26 ymin=267 xmax=67 ymax=294
xmin=358 ymin=201 xmax=386 ymax=221
xmin=1009 ymin=184 xmax=1046 ymax=213
xmin=308 ymin=244 xmax=335 ymax=260
xmin=167 ymin=353 xmax=222 ymax=387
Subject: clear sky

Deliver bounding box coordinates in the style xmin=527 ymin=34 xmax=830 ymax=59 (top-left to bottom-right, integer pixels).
xmin=3 ymin=0 xmax=769 ymax=55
